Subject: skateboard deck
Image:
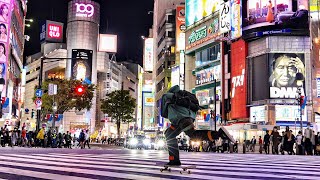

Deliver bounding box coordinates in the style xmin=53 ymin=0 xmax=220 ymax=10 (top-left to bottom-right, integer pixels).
xmin=156 ymin=163 xmax=196 ymax=174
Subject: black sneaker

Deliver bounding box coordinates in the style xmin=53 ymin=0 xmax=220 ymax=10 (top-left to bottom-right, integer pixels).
xmin=166 ymin=160 xmax=181 ymax=166
xmin=220 ymin=126 xmax=236 ymax=143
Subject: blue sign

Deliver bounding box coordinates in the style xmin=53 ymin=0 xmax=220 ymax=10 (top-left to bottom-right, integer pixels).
xmin=35 ymin=89 xmax=43 ymax=97
xmin=256 ymin=29 xmax=291 ymax=37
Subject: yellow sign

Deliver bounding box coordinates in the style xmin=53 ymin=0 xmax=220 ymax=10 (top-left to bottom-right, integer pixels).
xmin=310 ymin=0 xmax=320 ymax=12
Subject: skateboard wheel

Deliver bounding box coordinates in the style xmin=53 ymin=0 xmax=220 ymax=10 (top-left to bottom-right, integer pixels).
xmin=168 ymin=168 xmax=171 ymax=172
xmin=188 ymin=170 xmax=191 ymax=174
xmin=160 ymin=169 xmax=163 ymax=172
xmin=180 ymin=171 xmax=182 ymax=174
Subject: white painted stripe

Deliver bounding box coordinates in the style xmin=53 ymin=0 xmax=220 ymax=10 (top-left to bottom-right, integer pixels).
xmin=0 ymin=155 xmax=251 ymax=180
xmin=2 ymin=154 xmax=318 ymax=180
xmin=0 ymin=159 xmax=173 ymax=180
xmin=0 ymin=166 xmax=92 ymax=180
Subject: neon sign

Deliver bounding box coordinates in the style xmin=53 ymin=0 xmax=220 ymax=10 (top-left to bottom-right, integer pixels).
xmin=48 ymin=24 xmax=62 ymax=39
xmin=75 ymin=3 xmax=94 ymax=18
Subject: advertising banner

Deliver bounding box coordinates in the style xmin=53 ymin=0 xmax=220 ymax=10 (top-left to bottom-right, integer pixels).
xmin=71 ymin=49 xmax=93 ymax=81
xmin=230 ymin=39 xmax=248 ymax=119
xmin=243 ymin=0 xmax=309 ymax=30
xmin=40 ymin=20 xmax=64 ymax=43
xmin=68 ymin=0 xmax=100 ymax=25
xmin=219 ymin=0 xmax=231 ymax=33
xmin=144 ymin=38 xmax=153 ymax=72
xmin=143 ymin=92 xmax=154 ymax=107
xmin=230 ymin=0 xmax=242 ymax=39
xmin=317 ymin=78 xmax=320 ymax=98
xmin=195 ymin=65 xmax=221 ymax=86
xmin=176 ymin=6 xmax=186 ymax=51
xmin=186 ymin=0 xmax=219 ymax=27
xmin=0 ymin=0 xmax=13 ymax=99
xmin=250 ymin=106 xmax=266 ymax=123
xmin=98 ymin=34 xmax=117 ymax=53
xmin=269 ymin=53 xmax=305 ymax=99
xmin=171 ymin=66 xmax=180 ymax=87
xmin=275 ymin=105 xmax=307 ymax=122
xmin=310 ymin=0 xmax=320 ymax=12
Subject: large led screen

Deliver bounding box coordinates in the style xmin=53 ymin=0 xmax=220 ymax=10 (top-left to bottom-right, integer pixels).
xmin=186 ymin=0 xmax=219 ymax=27
xmin=243 ymin=0 xmax=309 ymax=29
xmin=269 ymin=53 xmax=305 ymax=99
xmin=71 ymin=49 xmax=93 ymax=81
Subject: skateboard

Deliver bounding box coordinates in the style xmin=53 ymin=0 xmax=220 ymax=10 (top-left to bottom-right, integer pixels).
xmin=156 ymin=163 xmax=196 ymax=174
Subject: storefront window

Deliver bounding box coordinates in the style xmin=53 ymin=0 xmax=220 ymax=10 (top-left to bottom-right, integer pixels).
xmin=195 ymin=44 xmax=220 ymax=67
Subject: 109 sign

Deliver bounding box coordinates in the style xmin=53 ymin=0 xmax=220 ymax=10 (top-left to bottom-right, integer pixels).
xmin=75 ymin=3 xmax=94 ymax=18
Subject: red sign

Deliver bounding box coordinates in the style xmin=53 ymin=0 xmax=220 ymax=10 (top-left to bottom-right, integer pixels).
xmin=47 ymin=24 xmax=62 ymax=39
xmin=230 ymin=39 xmax=248 ymax=119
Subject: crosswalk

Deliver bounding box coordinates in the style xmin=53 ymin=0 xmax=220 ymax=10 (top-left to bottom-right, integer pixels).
xmin=0 ymin=151 xmax=319 ymax=179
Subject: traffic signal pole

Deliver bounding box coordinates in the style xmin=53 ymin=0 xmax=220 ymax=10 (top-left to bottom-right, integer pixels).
xmin=36 ymin=57 xmax=83 ymax=132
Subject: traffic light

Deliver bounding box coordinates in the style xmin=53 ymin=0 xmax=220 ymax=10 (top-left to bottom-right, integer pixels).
xmin=75 ymin=85 xmax=85 ymax=96
xmin=300 ymin=96 xmax=304 ymax=107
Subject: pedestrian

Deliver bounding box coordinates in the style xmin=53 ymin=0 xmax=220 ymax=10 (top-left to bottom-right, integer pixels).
xmin=84 ymin=130 xmax=91 ymax=149
xmin=284 ymin=126 xmax=295 ymax=155
xmin=72 ymin=134 xmax=76 ymax=147
xmin=79 ymin=130 xmax=85 ymax=149
xmin=36 ymin=127 xmax=45 ymax=148
xmin=11 ymin=128 xmax=18 ymax=147
xmin=296 ymin=131 xmax=303 ymax=155
xmin=264 ymin=131 xmax=270 ymax=154
xmin=258 ymin=136 xmax=263 ymax=154
xmin=311 ymin=131 xmax=316 ymax=155
xmin=250 ymin=136 xmax=256 ymax=152
xmin=271 ymin=126 xmax=280 ymax=154
xmin=21 ymin=127 xmax=27 ymax=147
xmin=304 ymin=123 xmax=313 ymax=155
xmin=47 ymin=128 xmax=52 ymax=147
xmin=52 ymin=129 xmax=57 ymax=148
xmin=161 ymin=85 xmax=235 ymax=165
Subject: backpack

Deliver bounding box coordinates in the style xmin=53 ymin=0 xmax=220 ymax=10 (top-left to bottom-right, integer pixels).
xmin=172 ymin=90 xmax=200 ymax=112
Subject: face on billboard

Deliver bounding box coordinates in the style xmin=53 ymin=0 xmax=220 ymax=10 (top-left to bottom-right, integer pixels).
xmin=269 ymin=53 xmax=305 ymax=98
xmin=196 ymin=65 xmax=221 ymax=85
xmin=243 ymin=0 xmax=309 ymax=29
xmin=71 ymin=49 xmax=93 ymax=81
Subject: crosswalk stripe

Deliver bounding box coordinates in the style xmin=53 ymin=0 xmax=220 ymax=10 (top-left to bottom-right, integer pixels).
xmin=2 ymin=153 xmax=319 ymax=180
xmin=1 ymin=152 xmax=320 ymax=180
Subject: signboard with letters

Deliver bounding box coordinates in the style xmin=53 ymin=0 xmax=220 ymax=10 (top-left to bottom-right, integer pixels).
xmin=40 ymin=20 xmax=64 ymax=43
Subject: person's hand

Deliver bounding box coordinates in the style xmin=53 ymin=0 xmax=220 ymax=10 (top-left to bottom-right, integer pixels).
xmin=289 ymin=57 xmax=305 ymax=75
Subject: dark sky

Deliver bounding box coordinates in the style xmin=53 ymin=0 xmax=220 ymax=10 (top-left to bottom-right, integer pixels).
xmin=24 ymin=0 xmax=154 ymax=65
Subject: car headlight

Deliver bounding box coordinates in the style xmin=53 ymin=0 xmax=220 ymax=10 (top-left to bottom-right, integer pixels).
xmin=191 ymin=141 xmax=195 ymax=145
xmin=157 ymin=140 xmax=165 ymax=147
xmin=143 ymin=139 xmax=151 ymax=145
xmin=130 ymin=138 xmax=138 ymax=145
xmin=195 ymin=141 xmax=200 ymax=146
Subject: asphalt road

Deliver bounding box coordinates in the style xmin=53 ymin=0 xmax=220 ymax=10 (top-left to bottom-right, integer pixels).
xmin=0 ymin=145 xmax=319 ymax=180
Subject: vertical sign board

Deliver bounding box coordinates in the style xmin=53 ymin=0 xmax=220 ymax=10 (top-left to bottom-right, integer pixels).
xmin=231 ymin=0 xmax=242 ymax=39
xmin=230 ymin=39 xmax=248 ymax=119
xmin=71 ymin=49 xmax=93 ymax=81
xmin=40 ymin=20 xmax=64 ymax=43
xmin=0 ymin=0 xmax=13 ymax=100
xmin=219 ymin=0 xmax=231 ymax=34
xmin=144 ymin=38 xmax=153 ymax=72
xmin=317 ymin=78 xmax=320 ymax=98
xmin=176 ymin=5 xmax=185 ymax=51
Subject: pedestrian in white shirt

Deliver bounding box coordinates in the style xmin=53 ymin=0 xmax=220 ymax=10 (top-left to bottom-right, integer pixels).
xmin=84 ymin=130 xmax=91 ymax=149
xmin=296 ymin=131 xmax=303 ymax=155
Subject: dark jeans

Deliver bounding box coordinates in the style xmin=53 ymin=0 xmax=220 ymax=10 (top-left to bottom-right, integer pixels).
xmin=84 ymin=140 xmax=90 ymax=148
xmin=165 ymin=117 xmax=225 ymax=162
xmin=305 ymin=138 xmax=312 ymax=155
xmin=264 ymin=143 xmax=270 ymax=154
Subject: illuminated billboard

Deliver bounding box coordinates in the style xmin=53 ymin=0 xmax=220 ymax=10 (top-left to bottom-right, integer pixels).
xmin=250 ymin=106 xmax=266 ymax=123
xmin=71 ymin=49 xmax=93 ymax=81
xmin=230 ymin=39 xmax=248 ymax=119
xmin=143 ymin=38 xmax=153 ymax=72
xmin=231 ymin=0 xmax=242 ymax=39
xmin=98 ymin=34 xmax=117 ymax=53
xmin=40 ymin=20 xmax=64 ymax=43
xmin=176 ymin=5 xmax=186 ymax=51
xmin=195 ymin=65 xmax=221 ymax=86
xmin=275 ymin=105 xmax=307 ymax=122
xmin=171 ymin=66 xmax=180 ymax=87
xmin=243 ymin=0 xmax=309 ymax=30
xmin=69 ymin=0 xmax=100 ymax=24
xmin=186 ymin=0 xmax=219 ymax=27
xmin=0 ymin=0 xmax=13 ymax=99
xmin=269 ymin=53 xmax=305 ymax=99
xmin=219 ymin=0 xmax=231 ymax=33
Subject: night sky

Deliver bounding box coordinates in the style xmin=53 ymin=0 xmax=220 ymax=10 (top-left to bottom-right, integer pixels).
xmin=24 ymin=0 xmax=154 ymax=66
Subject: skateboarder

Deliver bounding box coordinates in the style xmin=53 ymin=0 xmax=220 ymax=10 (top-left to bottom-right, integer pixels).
xmin=162 ymin=85 xmax=235 ymax=166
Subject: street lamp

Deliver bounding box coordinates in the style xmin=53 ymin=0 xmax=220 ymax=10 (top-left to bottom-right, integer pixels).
xmin=52 ymin=102 xmax=57 ymax=129
xmin=0 ymin=78 xmax=5 ymax=118
xmin=295 ymin=72 xmax=304 ymax=130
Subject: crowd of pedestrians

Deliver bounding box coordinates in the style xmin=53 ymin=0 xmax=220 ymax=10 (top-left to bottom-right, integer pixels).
xmin=248 ymin=124 xmax=320 ymax=155
xmin=0 ymin=125 xmax=91 ymax=149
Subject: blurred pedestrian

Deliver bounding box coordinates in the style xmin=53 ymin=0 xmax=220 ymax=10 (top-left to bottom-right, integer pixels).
xmin=84 ymin=130 xmax=90 ymax=149
xmin=304 ymin=123 xmax=313 ymax=155
xmin=264 ymin=131 xmax=270 ymax=154
xmin=258 ymin=136 xmax=263 ymax=154
xmin=36 ymin=127 xmax=45 ymax=148
xmin=271 ymin=126 xmax=280 ymax=154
